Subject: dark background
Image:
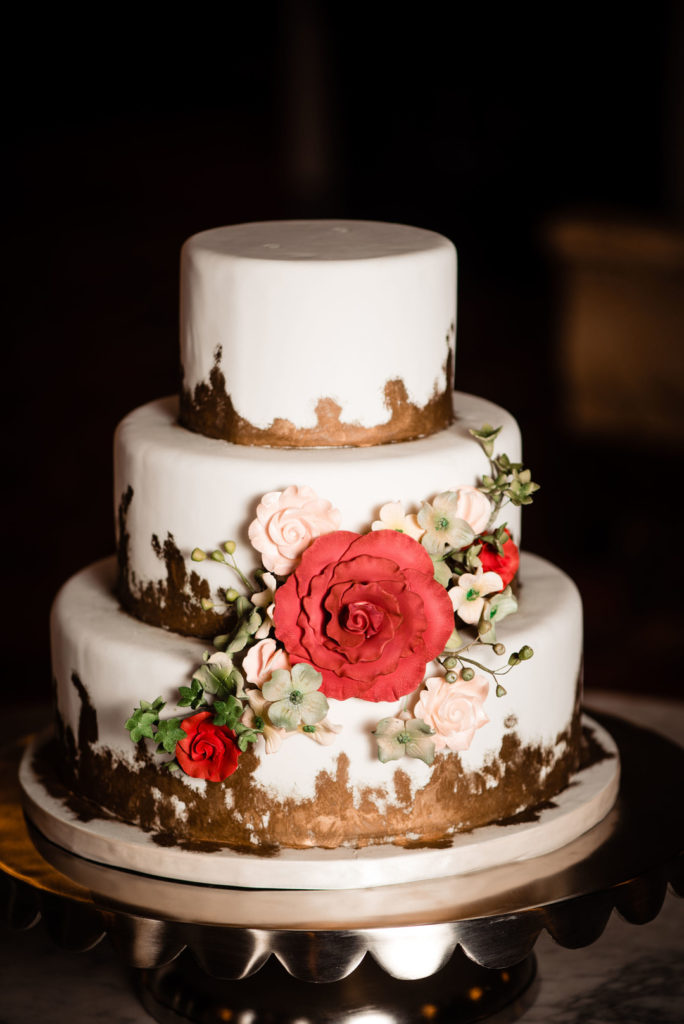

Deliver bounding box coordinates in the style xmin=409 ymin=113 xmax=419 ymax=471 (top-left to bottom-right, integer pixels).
xmin=4 ymin=3 xmax=683 ymax=705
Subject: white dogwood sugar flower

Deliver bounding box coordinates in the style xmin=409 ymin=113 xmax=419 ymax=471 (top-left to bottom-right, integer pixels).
xmin=371 ymin=501 xmax=425 ymax=540
xmin=417 ymin=492 xmax=475 ymax=555
xmin=262 ymin=663 xmax=329 ymax=731
xmin=448 ymin=569 xmax=504 ymax=625
xmin=297 ymin=717 xmax=343 ymax=745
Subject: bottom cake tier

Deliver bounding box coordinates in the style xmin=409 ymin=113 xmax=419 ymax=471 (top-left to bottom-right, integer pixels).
xmin=50 ymin=553 xmax=584 ymax=851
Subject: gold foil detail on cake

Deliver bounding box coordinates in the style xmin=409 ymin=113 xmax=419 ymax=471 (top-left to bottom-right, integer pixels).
xmin=180 ymin=345 xmax=454 ymax=448
xmin=117 ymin=485 xmax=232 ymax=638
xmin=54 ymin=668 xmax=589 ymax=852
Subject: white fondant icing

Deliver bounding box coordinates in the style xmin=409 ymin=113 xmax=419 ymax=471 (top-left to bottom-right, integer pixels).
xmin=181 ymin=220 xmax=457 ymax=433
xmin=51 ymin=553 xmax=582 ymax=811
xmin=115 ymin=392 xmax=522 ymax=621
xmin=169 ymin=796 xmax=188 ymax=822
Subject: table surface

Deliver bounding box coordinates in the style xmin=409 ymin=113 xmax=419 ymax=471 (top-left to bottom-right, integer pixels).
xmin=3 ymin=689 xmax=683 ymax=1024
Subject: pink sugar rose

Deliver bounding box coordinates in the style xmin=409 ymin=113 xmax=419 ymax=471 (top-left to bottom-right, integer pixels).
xmin=242 ymin=638 xmax=290 ymax=687
xmin=453 ymin=485 xmax=491 ymax=535
xmin=248 ymin=485 xmax=341 ymax=575
xmin=415 ymin=672 xmax=489 ymax=752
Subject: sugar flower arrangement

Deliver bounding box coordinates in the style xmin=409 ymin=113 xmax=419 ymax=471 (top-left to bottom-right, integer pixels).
xmin=126 ymin=425 xmax=538 ymax=782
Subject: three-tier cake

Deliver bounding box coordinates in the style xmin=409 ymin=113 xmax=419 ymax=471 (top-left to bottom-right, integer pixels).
xmin=47 ymin=221 xmax=591 ymax=859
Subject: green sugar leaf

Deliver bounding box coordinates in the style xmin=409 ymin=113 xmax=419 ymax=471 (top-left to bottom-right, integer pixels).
xmin=139 ymin=696 xmax=165 ymax=714
xmin=125 ymin=699 xmax=164 ymax=743
xmin=487 ymin=586 xmax=518 ymax=625
xmin=178 ymin=678 xmax=205 ymax=708
xmin=234 ymin=596 xmax=252 ymax=617
xmin=212 ymin=696 xmax=244 ymax=729
xmin=375 ymin=734 xmax=405 ymax=763
xmin=236 ymin=728 xmax=260 ymax=751
xmin=443 ymin=627 xmax=463 ymax=652
xmin=431 ymin=555 xmax=452 ymax=587
xmin=156 ymin=718 xmax=188 ymax=753
xmin=404 ymin=734 xmax=436 ymax=766
xmin=226 ymin=628 xmax=251 ymax=655
xmin=193 ymin=660 xmax=234 ymax=695
xmin=245 ymin=609 xmax=263 ymax=635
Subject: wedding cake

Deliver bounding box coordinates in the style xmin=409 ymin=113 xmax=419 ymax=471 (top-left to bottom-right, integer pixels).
xmin=49 ymin=221 xmax=585 ymax=855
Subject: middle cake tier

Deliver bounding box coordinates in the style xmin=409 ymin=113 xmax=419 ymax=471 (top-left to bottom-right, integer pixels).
xmin=115 ymin=392 xmax=523 ymax=637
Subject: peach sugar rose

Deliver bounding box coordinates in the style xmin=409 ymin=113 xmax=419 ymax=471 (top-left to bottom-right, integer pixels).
xmin=415 ymin=672 xmax=489 ymax=751
xmin=452 ymin=485 xmax=491 ymax=535
xmin=242 ymin=638 xmax=290 ymax=687
xmin=248 ymin=485 xmax=341 ymax=575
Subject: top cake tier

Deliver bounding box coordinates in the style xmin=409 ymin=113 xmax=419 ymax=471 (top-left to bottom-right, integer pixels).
xmin=179 ymin=220 xmax=457 ymax=447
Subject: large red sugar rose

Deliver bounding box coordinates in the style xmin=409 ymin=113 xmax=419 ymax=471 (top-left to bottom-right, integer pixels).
xmin=477 ymin=529 xmax=520 ymax=589
xmin=175 ymin=711 xmax=240 ymax=782
xmin=273 ymin=530 xmax=455 ymax=702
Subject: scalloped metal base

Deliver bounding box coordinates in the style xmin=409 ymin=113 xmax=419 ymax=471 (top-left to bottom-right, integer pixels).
xmin=136 ymin=947 xmax=538 ymax=1024
xmin=19 ymin=715 xmax=619 ymax=890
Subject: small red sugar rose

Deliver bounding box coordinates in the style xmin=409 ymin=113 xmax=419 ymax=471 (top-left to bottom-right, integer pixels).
xmin=175 ymin=711 xmax=240 ymax=782
xmin=477 ymin=529 xmax=519 ymax=589
xmin=273 ymin=530 xmax=455 ymax=702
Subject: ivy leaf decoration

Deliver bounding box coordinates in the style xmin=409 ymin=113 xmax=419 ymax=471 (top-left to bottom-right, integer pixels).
xmin=125 ymin=697 xmax=164 ymax=743
xmin=156 ymin=717 xmax=187 ymax=754
xmin=212 ymin=696 xmax=244 ymax=729
xmin=178 ymin=678 xmax=206 ymax=709
xmin=234 ymin=723 xmax=262 ymax=751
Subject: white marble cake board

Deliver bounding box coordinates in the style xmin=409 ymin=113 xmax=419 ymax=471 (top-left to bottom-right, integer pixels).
xmin=19 ymin=715 xmax=620 ymax=891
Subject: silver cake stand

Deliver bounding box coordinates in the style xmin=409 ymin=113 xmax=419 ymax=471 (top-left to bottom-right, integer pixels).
xmin=2 ymin=711 xmax=683 ymax=1024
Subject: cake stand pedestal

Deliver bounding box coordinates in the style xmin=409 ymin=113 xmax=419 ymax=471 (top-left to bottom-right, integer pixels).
xmin=2 ymin=712 xmax=683 ymax=1023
